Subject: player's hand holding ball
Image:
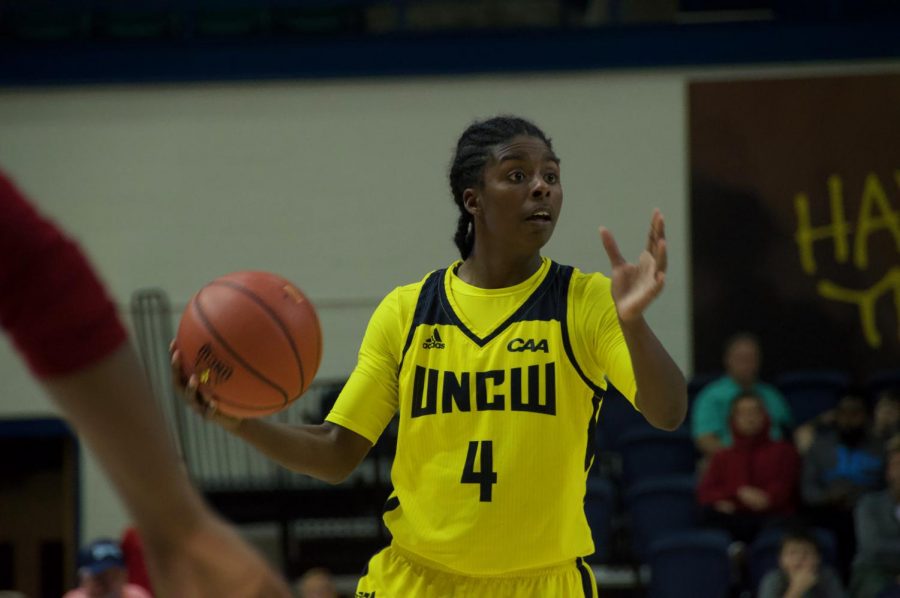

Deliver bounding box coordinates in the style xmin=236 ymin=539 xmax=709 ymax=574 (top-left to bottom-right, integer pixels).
xmin=171 ymin=345 xmax=244 ymax=430
xmin=170 ymin=271 xmax=322 ymax=428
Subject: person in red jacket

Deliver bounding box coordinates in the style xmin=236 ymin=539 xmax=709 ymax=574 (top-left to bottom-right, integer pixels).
xmin=120 ymin=527 xmax=153 ymax=596
xmin=697 ymin=391 xmax=801 ymax=543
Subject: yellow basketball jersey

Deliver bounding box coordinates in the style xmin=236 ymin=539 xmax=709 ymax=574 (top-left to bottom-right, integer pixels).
xmin=327 ymin=259 xmax=636 ymax=575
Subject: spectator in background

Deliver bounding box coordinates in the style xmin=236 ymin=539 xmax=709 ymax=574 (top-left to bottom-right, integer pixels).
xmin=758 ymin=527 xmax=846 ymax=598
xmin=802 ymin=393 xmax=884 ymax=581
xmin=873 ymin=389 xmax=900 ymax=449
xmin=697 ymin=392 xmax=800 ymax=544
xmin=64 ymin=538 xmax=152 ymax=598
xmin=692 ymin=333 xmax=793 ymax=458
xmin=295 ymin=567 xmax=339 ymax=598
xmin=850 ymin=434 xmax=900 ymax=598
xmin=797 ymin=388 xmax=900 ymax=456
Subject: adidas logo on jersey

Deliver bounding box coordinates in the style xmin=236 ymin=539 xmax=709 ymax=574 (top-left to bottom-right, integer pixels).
xmin=422 ymin=328 xmax=446 ymax=349
xmin=356 ymin=592 xmax=376 ymax=598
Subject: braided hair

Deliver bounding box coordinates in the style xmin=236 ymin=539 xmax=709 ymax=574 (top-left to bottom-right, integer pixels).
xmin=448 ymin=116 xmax=553 ymax=259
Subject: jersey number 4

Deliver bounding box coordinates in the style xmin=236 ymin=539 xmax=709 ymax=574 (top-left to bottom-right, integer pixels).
xmin=461 ymin=440 xmax=497 ymax=502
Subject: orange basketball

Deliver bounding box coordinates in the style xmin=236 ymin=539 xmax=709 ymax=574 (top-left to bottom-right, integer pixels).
xmin=175 ymin=271 xmax=322 ymax=418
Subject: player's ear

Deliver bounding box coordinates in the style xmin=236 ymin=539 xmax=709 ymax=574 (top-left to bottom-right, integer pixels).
xmin=463 ymin=188 xmax=479 ymax=216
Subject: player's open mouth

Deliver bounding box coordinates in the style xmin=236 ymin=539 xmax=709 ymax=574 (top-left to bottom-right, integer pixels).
xmin=526 ymin=210 xmax=552 ymax=221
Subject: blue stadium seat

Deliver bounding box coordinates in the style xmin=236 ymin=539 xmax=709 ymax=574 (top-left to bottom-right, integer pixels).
xmin=747 ymin=526 xmax=837 ymax=591
xmin=618 ymin=429 xmax=697 ymax=488
xmin=648 ymin=530 xmax=732 ymax=598
xmin=595 ymin=383 xmax=652 ymax=453
xmin=584 ymin=477 xmax=617 ymax=564
xmin=865 ymin=368 xmax=900 ymax=398
xmin=775 ymin=370 xmax=851 ymax=426
xmin=687 ymin=371 xmax=719 ymax=421
xmin=688 ymin=372 xmax=719 ymax=402
xmin=625 ymin=475 xmax=699 ymax=562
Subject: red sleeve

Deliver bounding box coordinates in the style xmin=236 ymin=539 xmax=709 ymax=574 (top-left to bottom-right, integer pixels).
xmin=697 ymin=453 xmax=736 ymax=505
xmin=0 ymin=171 xmax=127 ymax=378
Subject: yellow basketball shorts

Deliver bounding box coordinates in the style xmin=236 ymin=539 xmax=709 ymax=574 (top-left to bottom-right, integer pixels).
xmin=355 ymin=544 xmax=599 ymax=598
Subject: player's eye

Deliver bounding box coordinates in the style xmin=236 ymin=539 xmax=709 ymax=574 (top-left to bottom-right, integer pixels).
xmin=508 ymin=170 xmax=526 ymax=183
xmin=544 ymin=172 xmax=559 ymax=184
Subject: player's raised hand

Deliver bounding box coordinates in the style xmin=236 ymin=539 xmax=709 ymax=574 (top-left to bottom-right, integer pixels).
xmin=599 ymin=209 xmax=667 ymax=323
xmin=170 ymin=342 xmax=242 ymax=431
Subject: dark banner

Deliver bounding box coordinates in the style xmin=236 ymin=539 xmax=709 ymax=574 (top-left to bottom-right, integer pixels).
xmin=689 ymin=74 xmax=900 ymax=380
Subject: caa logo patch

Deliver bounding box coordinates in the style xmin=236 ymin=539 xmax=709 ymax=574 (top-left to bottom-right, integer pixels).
xmin=506 ymin=338 xmax=549 ymax=353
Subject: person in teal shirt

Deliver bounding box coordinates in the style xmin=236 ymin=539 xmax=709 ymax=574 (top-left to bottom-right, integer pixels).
xmin=692 ymin=333 xmax=793 ymax=457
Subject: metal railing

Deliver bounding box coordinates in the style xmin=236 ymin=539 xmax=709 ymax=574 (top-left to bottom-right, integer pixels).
xmin=130 ymin=287 xmax=360 ymax=491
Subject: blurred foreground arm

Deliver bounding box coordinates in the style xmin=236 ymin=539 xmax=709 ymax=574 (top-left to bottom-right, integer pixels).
xmin=0 ymin=171 xmax=291 ymax=597
xmin=43 ymin=346 xmax=292 ymax=597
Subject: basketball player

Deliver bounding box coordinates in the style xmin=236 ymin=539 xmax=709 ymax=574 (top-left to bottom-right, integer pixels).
xmin=174 ymin=116 xmax=687 ymax=596
xmin=0 ymin=171 xmax=292 ymax=597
